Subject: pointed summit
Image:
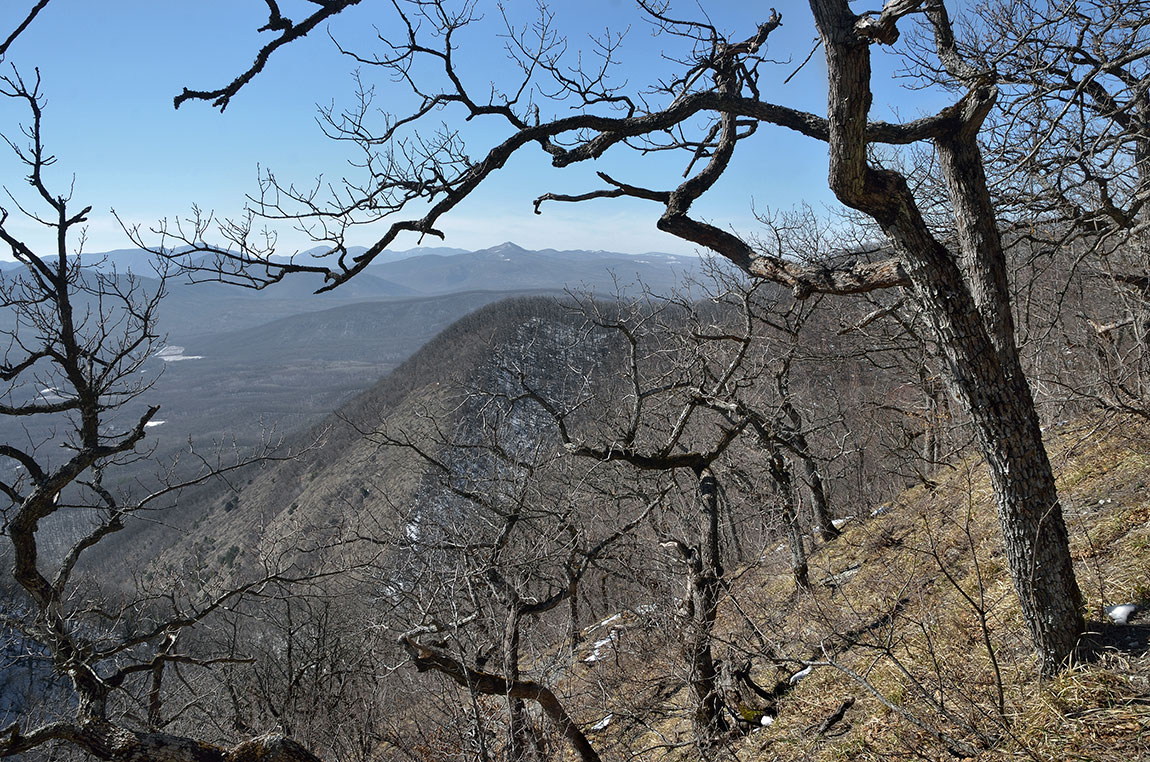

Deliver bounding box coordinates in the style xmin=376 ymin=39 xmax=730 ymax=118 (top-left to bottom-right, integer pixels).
xmin=487 ymin=241 xmax=529 ymax=255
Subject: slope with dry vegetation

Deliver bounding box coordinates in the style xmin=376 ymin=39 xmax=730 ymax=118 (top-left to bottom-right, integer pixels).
xmin=512 ymin=418 xmax=1150 ymax=762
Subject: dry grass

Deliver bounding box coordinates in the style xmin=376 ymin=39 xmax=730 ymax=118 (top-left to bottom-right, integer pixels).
xmin=548 ymin=416 xmax=1150 ymax=761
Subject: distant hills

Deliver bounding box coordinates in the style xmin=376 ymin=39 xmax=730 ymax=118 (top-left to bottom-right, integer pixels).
xmin=0 ymin=241 xmax=696 ymax=298
xmin=2 ymin=241 xmax=704 ymax=557
xmin=363 ymin=241 xmax=695 ymax=296
xmin=1 ymin=242 xmax=700 ymax=339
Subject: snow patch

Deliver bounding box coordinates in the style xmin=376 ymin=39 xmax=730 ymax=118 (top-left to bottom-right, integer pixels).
xmin=144 ymin=420 xmax=166 ymax=428
xmin=788 ymin=665 xmax=813 ymax=685
xmin=831 ymin=516 xmax=855 ymax=529
xmin=588 ymin=613 xmax=621 ymax=632
xmin=155 ymin=345 xmax=203 ymax=362
xmin=590 ymin=714 xmax=613 ymax=731
xmin=759 ymin=714 xmax=776 ymax=727
xmin=824 ymin=565 xmax=861 ymax=588
xmin=870 ymin=504 xmax=891 ymax=517
xmin=1105 ymin=604 xmax=1138 ymax=625
xmin=583 ymin=632 xmax=618 ymax=663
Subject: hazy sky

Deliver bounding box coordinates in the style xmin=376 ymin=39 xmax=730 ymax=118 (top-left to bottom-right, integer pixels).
xmin=0 ymin=1 xmax=953 ymax=258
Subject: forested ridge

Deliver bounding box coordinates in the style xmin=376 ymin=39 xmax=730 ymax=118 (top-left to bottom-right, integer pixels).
xmin=3 ymin=1 xmax=1150 ymax=760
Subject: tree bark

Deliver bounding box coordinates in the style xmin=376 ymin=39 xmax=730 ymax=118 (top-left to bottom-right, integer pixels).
xmin=502 ymin=610 xmax=541 ymax=762
xmin=683 ymin=467 xmax=729 ymax=743
xmin=764 ymin=440 xmax=811 ymax=589
xmin=799 ymin=452 xmax=836 ymax=542
xmin=920 ymin=365 xmax=943 ymax=474
xmin=775 ymin=363 xmax=837 ymax=541
xmin=809 ymin=0 xmax=1084 ymax=674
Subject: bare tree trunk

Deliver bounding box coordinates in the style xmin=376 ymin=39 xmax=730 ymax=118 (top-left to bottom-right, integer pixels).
xmin=777 ymin=365 xmax=838 ymax=541
xmin=502 ymin=609 xmax=541 ymax=762
xmin=765 ymin=442 xmax=811 ymax=589
xmin=683 ymin=466 xmax=729 ymax=744
xmin=935 ymin=105 xmax=1085 ymax=674
xmin=811 ymin=0 xmax=1084 ymax=673
xmin=567 ymin=586 xmax=582 ymax=650
xmin=401 ymin=635 xmax=602 ymax=762
xmin=920 ymin=365 xmax=942 ymax=473
xmin=795 ymin=448 xmax=836 ymax=542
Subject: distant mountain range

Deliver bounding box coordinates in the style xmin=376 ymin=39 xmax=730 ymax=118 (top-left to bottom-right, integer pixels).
xmin=0 ymin=241 xmax=695 ymax=288
xmin=3 ymin=241 xmax=707 ymax=559
xmin=1 ymin=242 xmax=701 ymax=340
xmin=363 ymin=241 xmax=695 ymax=296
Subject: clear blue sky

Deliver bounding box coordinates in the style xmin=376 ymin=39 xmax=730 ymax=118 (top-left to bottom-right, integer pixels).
xmin=0 ymin=1 xmax=953 ymax=258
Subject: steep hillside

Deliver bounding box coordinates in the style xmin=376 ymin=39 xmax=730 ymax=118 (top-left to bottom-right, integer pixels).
xmin=115 ymin=295 xmax=599 ymax=581
xmin=546 ymin=420 xmax=1150 ymax=762
xmin=142 ymin=407 xmax=1150 ymax=762
xmin=81 ymin=287 xmax=1150 ymax=762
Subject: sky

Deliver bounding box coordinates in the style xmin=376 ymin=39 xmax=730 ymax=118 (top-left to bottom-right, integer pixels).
xmin=0 ymin=1 xmax=955 ymax=259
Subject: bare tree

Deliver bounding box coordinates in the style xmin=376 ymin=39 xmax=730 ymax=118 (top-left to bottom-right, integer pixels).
xmin=899 ymin=0 xmax=1150 ymax=431
xmin=356 ymin=328 xmax=658 ymax=762
xmin=481 ymin=284 xmax=842 ymax=749
xmin=954 ymin=0 xmax=1150 ymax=240
xmin=131 ymin=0 xmax=1097 ymax=673
xmin=0 ymin=72 xmax=323 ymax=762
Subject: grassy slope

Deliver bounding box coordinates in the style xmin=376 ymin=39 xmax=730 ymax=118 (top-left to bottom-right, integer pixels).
xmin=554 ymin=419 xmax=1150 ymax=761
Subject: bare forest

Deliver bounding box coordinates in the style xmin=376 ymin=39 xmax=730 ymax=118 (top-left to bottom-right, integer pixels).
xmin=2 ymin=2 xmax=1150 ymax=761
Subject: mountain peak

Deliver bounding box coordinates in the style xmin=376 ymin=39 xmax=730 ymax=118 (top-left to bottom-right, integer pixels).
xmin=488 ymin=241 xmax=529 ymax=254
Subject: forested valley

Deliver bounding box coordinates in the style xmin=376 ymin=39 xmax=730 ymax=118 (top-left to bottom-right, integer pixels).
xmin=3 ymin=1 xmax=1150 ymax=761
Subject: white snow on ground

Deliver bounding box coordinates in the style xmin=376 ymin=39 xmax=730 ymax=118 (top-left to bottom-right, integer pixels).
xmin=1105 ymin=604 xmax=1138 ymax=624
xmin=590 ymin=714 xmax=613 ymax=731
xmin=759 ymin=715 xmax=776 ymax=726
xmin=583 ymin=631 xmax=618 ymax=663
xmin=588 ymin=613 xmax=622 ymax=632
xmin=789 ymin=665 xmax=813 ymax=685
xmin=144 ymin=420 xmax=165 ymax=428
xmin=155 ymin=345 xmax=202 ymax=361
xmin=825 ymin=565 xmax=861 ymax=588
xmin=870 ymin=504 xmax=891 ymax=517
xmin=831 ymin=516 xmax=855 ymax=529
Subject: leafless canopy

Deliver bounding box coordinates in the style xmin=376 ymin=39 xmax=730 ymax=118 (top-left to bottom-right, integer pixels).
xmin=139 ymin=0 xmax=1103 ymax=676
xmin=0 ymin=70 xmax=320 ymax=762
